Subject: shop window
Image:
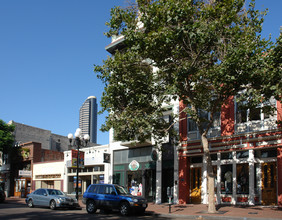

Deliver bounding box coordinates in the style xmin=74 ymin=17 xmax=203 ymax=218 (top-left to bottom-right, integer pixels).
xmin=236 ymin=151 xmax=249 ymax=159
xmin=191 ymin=156 xmax=202 ymax=163
xmin=221 ymin=152 xmax=232 ymax=160
xmin=236 ymin=164 xmax=249 ymax=194
xmin=221 ymin=164 xmax=232 ymax=194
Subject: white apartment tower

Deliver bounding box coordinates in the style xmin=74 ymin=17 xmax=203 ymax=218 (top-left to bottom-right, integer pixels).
xmin=79 ymin=96 xmax=98 ymax=144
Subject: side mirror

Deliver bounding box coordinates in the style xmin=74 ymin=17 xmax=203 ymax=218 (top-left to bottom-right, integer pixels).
xmin=43 ymin=193 xmax=47 ymax=196
xmin=111 ymin=191 xmax=116 ymax=195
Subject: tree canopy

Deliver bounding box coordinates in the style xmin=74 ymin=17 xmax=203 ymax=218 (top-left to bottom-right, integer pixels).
xmin=0 ymin=119 xmax=15 ymax=153
xmin=95 ymin=0 xmax=281 ymax=212
xmin=96 ymin=0 xmax=280 ymax=143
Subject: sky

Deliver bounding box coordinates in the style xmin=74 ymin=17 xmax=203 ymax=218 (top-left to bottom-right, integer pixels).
xmin=0 ymin=0 xmax=281 ymax=145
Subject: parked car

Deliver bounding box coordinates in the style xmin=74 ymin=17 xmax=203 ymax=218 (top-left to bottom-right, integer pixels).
xmin=25 ymin=188 xmax=78 ymax=210
xmin=0 ymin=186 xmax=5 ymax=203
xmin=82 ymin=184 xmax=147 ymax=216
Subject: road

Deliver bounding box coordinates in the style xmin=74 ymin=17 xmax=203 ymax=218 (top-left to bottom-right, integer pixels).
xmin=0 ymin=202 xmax=190 ymax=220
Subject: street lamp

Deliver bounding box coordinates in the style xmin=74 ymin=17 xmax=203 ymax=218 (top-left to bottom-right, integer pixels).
xmin=68 ymin=128 xmax=90 ymax=201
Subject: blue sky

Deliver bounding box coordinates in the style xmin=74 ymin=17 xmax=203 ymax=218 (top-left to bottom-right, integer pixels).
xmin=0 ymin=0 xmax=281 ymax=145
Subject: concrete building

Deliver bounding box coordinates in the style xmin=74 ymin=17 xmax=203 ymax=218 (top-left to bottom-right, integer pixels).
xmin=63 ymin=144 xmax=110 ymax=195
xmin=105 ymin=36 xmax=179 ymax=204
xmin=8 ymin=121 xmax=69 ymax=152
xmin=79 ymin=96 xmax=98 ymax=144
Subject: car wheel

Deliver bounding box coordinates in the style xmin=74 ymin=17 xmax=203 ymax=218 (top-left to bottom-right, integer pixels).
xmin=120 ymin=202 xmax=130 ymax=216
xmin=86 ymin=200 xmax=97 ymax=214
xmin=27 ymin=199 xmax=34 ymax=208
xmin=50 ymin=200 xmax=56 ymax=210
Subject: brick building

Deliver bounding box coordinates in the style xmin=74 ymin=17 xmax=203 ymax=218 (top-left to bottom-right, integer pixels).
xmin=7 ymin=142 xmax=63 ymax=197
xmin=178 ymin=98 xmax=282 ymax=206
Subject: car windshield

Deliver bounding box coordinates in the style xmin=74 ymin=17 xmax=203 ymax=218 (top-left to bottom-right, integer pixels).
xmin=115 ymin=185 xmax=130 ymax=195
xmin=47 ymin=189 xmax=64 ymax=196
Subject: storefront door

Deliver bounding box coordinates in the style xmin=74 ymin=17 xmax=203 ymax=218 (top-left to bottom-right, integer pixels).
xmin=261 ymin=162 xmax=277 ymax=205
xmin=190 ymin=167 xmax=201 ymax=203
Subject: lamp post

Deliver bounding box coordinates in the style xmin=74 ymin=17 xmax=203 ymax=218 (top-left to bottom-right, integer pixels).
xmin=68 ymin=128 xmax=89 ymax=201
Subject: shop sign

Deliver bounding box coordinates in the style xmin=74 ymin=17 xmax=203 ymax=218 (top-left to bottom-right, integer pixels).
xmin=103 ymin=153 xmax=110 ymax=163
xmin=35 ymin=174 xmax=61 ymax=179
xmin=129 ymin=160 xmax=139 ymax=171
xmin=19 ymin=170 xmax=32 ymax=177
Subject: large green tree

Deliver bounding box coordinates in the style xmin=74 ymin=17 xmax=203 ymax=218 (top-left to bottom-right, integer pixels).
xmin=0 ymin=120 xmax=15 ymax=153
xmin=95 ymin=0 xmax=281 ymax=212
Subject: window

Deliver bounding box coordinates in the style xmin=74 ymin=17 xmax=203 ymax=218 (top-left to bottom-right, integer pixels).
xmin=188 ymin=118 xmax=198 ymax=131
xmin=236 ymin=151 xmax=249 ymax=159
xmin=237 ymin=164 xmax=249 ymax=194
xmin=191 ymin=156 xmax=202 ymax=163
xmin=221 ymin=165 xmax=232 ymax=194
xmin=255 ymin=149 xmax=277 ymax=158
xmin=88 ymin=185 xmax=97 ymax=193
xmin=211 ymin=154 xmax=217 ymax=161
xmin=105 ymin=186 xmax=115 ymax=194
xmin=221 ymin=152 xmax=232 ymax=160
xmin=97 ymin=185 xmax=105 ymax=194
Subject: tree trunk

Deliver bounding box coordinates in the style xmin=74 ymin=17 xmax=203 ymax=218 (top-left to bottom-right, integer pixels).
xmin=201 ymin=133 xmax=217 ymax=213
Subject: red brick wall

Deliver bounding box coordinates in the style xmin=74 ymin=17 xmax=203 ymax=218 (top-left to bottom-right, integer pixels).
xmin=178 ymin=155 xmax=190 ymax=204
xmin=221 ymin=96 xmax=235 ymax=136
xmin=277 ymin=101 xmax=282 ymax=128
xmin=277 ymin=147 xmax=282 ymax=207
xmin=179 ymin=100 xmax=187 ymax=142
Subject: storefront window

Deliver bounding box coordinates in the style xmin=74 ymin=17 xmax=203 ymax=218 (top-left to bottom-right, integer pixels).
xmin=236 ymin=164 xmax=249 ymax=194
xmin=221 ymin=164 xmax=232 ymax=194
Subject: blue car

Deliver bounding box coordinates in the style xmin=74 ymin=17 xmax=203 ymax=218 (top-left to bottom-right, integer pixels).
xmin=25 ymin=188 xmax=78 ymax=210
xmin=82 ymin=184 xmax=147 ymax=216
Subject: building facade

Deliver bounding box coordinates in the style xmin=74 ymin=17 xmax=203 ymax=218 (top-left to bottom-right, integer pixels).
xmin=1 ymin=142 xmax=64 ymax=197
xmin=178 ymin=98 xmax=282 ymax=206
xmin=79 ymin=96 xmax=98 ymax=144
xmin=8 ymin=121 xmax=70 ymax=152
xmin=33 ymin=161 xmax=65 ymax=192
xmin=63 ymin=145 xmax=110 ymax=195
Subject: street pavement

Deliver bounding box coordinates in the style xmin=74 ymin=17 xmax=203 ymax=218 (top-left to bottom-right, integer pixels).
xmin=1 ymin=197 xmax=282 ymax=220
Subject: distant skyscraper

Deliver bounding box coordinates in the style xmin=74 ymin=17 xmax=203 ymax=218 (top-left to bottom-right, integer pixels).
xmin=79 ymin=96 xmax=98 ymax=144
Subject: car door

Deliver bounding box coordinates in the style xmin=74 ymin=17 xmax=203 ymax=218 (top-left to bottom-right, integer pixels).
xmin=96 ymin=185 xmax=106 ymax=208
xmin=104 ymin=185 xmax=118 ymax=209
xmin=31 ymin=189 xmax=40 ymax=206
xmin=37 ymin=189 xmax=48 ymax=206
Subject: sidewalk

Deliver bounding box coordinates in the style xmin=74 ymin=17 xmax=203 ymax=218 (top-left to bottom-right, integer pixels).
xmin=4 ymin=197 xmax=282 ymax=220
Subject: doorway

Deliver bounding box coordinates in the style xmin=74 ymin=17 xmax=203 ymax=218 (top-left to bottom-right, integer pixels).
xmin=261 ymin=162 xmax=277 ymax=205
xmin=190 ymin=167 xmax=202 ymax=203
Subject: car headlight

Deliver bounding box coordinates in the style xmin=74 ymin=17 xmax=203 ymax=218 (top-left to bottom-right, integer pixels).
xmin=132 ymin=198 xmax=138 ymax=203
xmin=58 ymin=198 xmax=66 ymax=203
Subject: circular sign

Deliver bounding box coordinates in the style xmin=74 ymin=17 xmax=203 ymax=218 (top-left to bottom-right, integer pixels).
xmin=129 ymin=160 xmax=140 ymax=171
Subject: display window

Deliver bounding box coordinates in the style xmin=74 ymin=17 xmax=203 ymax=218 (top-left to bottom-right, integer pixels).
xmin=221 ymin=164 xmax=232 ymax=194
xmin=236 ymin=164 xmax=249 ymax=194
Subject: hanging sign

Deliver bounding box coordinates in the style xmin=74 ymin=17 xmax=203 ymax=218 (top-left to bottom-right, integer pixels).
xmin=129 ymin=160 xmax=140 ymax=171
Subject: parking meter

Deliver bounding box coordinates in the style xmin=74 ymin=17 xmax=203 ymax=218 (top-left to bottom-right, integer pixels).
xmin=167 ymin=187 xmax=173 ymax=213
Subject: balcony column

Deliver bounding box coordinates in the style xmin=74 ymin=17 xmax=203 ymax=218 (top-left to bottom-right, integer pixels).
xmin=155 ymin=148 xmax=162 ymax=204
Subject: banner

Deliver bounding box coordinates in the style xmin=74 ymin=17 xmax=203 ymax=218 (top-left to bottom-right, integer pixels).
xmin=71 ymin=149 xmax=84 ymax=168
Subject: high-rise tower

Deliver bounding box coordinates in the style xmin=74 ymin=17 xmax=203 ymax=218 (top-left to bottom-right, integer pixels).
xmin=79 ymin=96 xmax=97 ymax=144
